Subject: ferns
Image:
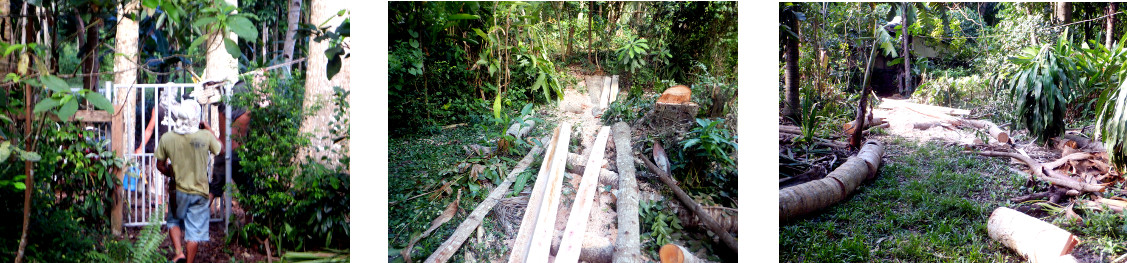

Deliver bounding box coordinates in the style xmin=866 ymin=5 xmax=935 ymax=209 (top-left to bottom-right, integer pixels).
xmin=131 ymin=204 xmax=167 ymax=263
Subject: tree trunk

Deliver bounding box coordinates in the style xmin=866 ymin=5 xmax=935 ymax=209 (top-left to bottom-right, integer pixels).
xmin=204 ymin=0 xmax=239 ymax=137
xmin=1056 ymin=2 xmax=1072 ymax=24
xmin=298 ymin=0 xmax=348 ymax=167
xmin=782 ymin=9 xmax=800 ymax=123
xmin=780 ymin=140 xmax=884 ymax=221
xmin=850 ymin=37 xmax=880 ymax=149
xmin=901 ymin=2 xmax=911 ymax=97
xmin=659 ymin=244 xmax=703 ymax=263
xmin=587 ymin=2 xmax=593 ymax=65
xmin=1108 ymin=3 xmax=1117 ymax=48
xmin=81 ymin=16 xmax=100 ymax=91
xmin=110 ymin=0 xmax=140 ymax=237
xmin=611 ymin=122 xmax=642 ymax=263
xmin=282 ymin=0 xmax=301 ymax=73
xmin=14 ymin=3 xmax=30 ymax=262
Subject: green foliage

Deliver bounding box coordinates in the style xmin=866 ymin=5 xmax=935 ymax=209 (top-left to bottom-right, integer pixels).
xmin=640 ymin=199 xmax=682 ymax=260
xmin=1006 ymin=30 xmax=1076 ymax=144
xmin=682 ymin=118 xmax=737 ymax=166
xmin=672 ymin=118 xmax=738 ymax=202
xmin=615 ymin=34 xmax=650 ymax=74
xmin=229 ymin=73 xmax=349 ymax=252
xmin=601 ymin=94 xmax=651 ymax=126
xmin=913 ymin=70 xmax=989 ymax=109
xmin=188 ymin=0 xmax=260 ymax=59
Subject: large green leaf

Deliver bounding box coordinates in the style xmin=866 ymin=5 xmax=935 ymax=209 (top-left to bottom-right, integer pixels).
xmin=192 ymin=16 xmax=218 ymax=29
xmin=224 ymin=37 xmax=242 ymax=59
xmin=493 ymin=91 xmax=503 ymax=120
xmin=85 ymin=92 xmax=114 ymax=114
xmin=41 ymin=75 xmax=69 ymax=93
xmin=227 ymin=15 xmax=259 ymax=43
xmin=447 ymin=13 xmax=480 ymax=20
xmin=58 ymin=98 xmax=79 ymax=120
xmin=33 ymin=97 xmax=60 ymax=113
xmin=533 ymin=73 xmax=547 ymax=101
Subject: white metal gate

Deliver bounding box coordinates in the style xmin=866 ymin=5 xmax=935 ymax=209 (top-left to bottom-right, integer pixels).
xmin=112 ymin=81 xmax=232 ymax=229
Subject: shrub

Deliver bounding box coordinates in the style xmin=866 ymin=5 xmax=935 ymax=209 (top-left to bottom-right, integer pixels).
xmin=230 ymin=72 xmax=350 ymax=253
xmin=1005 ymin=30 xmax=1076 ymax=144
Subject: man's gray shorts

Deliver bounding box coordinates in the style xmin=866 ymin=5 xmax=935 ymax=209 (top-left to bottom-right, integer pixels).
xmin=166 ymin=190 xmax=209 ymax=242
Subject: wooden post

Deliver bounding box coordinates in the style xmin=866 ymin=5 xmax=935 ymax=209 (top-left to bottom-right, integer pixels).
xmin=556 ymin=126 xmax=611 ymax=263
xmin=612 ymin=122 xmax=642 ymax=262
xmin=111 ymin=91 xmax=125 ymax=235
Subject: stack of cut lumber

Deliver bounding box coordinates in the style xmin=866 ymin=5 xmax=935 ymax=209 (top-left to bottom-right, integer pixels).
xmin=508 ymin=122 xmax=574 ymax=262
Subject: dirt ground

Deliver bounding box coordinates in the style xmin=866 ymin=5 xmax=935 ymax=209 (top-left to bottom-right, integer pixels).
xmin=124 ymin=201 xmax=270 ymax=262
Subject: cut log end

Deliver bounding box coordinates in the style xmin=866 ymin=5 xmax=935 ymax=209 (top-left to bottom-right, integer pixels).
xmin=988 ymin=207 xmax=1079 ymax=262
xmin=659 ymin=244 xmax=701 ymax=263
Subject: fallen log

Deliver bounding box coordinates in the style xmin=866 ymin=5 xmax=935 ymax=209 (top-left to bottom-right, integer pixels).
xmin=974 ymin=151 xmax=1106 ymax=193
xmin=843 ymin=112 xmax=885 ymax=134
xmin=641 ymin=156 xmax=738 ymax=253
xmin=963 ymin=119 xmax=1010 ymax=144
xmin=1081 ymin=196 xmax=1127 ymax=213
xmin=611 ymin=122 xmax=643 ymax=262
xmin=780 ymin=140 xmax=884 ymax=221
xmin=987 ymin=207 xmax=1080 ymax=263
xmin=659 ymin=244 xmax=703 ymax=263
xmin=557 ymin=126 xmax=612 ymax=263
xmin=424 ymin=133 xmax=552 ymax=263
xmin=508 ymin=124 xmax=571 ymax=263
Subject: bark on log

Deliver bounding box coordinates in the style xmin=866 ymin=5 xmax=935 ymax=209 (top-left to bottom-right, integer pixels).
xmin=963 ymin=119 xmax=1010 ymax=144
xmin=659 ymin=244 xmax=703 ymax=263
xmin=987 ymin=207 xmax=1080 ymax=263
xmin=557 ymin=126 xmax=612 ymax=263
xmin=974 ymin=151 xmax=1106 ymax=193
xmin=423 ymin=134 xmax=550 ymax=263
xmin=641 ymin=156 xmax=738 ymax=253
xmin=567 ymin=153 xmax=586 ymax=174
xmin=843 ymin=112 xmax=885 ymax=134
xmin=611 ymin=122 xmax=643 ymax=263
xmin=780 ymin=140 xmax=884 ymax=221
xmin=508 ymin=124 xmax=571 ymax=263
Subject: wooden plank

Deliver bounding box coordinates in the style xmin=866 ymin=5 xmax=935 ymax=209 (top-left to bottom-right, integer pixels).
xmin=423 ymin=133 xmax=552 ymax=263
xmin=610 ymin=75 xmax=619 ymax=103
xmin=508 ymin=123 xmax=572 ymax=263
xmin=601 ymin=76 xmax=613 ymax=110
xmin=612 ymin=122 xmax=643 ymax=262
xmin=556 ymin=126 xmax=612 ymax=263
xmin=14 ymin=109 xmax=112 ymax=122
xmin=524 ymin=123 xmax=574 ymax=262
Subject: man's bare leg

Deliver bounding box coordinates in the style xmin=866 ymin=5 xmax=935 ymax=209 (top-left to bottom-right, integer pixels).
xmin=170 ymin=226 xmax=186 ymax=260
xmin=186 ymin=241 xmax=198 ymax=263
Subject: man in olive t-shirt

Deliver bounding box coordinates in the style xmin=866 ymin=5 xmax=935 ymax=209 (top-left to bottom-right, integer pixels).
xmin=156 ymin=119 xmax=221 ymax=263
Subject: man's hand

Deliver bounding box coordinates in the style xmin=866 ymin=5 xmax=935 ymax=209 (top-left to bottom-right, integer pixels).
xmin=156 ymin=160 xmax=174 ymax=177
xmin=199 ymin=120 xmax=211 ymax=131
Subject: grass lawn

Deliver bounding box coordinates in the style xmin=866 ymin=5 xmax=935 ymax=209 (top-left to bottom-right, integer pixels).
xmin=781 ymin=137 xmax=1028 ymax=262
